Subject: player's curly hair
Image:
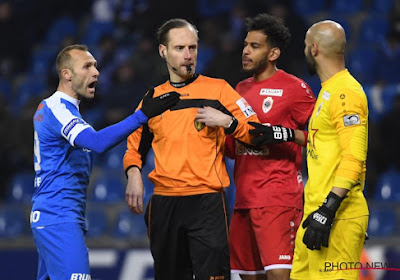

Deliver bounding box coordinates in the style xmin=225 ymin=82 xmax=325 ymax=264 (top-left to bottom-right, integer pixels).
xmin=245 ymin=13 xmax=291 ymax=51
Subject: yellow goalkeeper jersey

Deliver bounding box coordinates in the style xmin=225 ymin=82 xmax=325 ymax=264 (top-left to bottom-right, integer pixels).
xmin=305 ymin=69 xmax=369 ymax=219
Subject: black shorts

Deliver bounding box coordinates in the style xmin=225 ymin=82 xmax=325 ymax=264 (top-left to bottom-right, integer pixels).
xmin=145 ymin=192 xmax=230 ymax=280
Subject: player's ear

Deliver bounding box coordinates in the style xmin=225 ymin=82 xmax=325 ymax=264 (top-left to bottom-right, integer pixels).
xmin=269 ymin=47 xmax=281 ymax=61
xmin=311 ymin=43 xmax=318 ymax=56
xmin=61 ymin=68 xmax=72 ymax=81
xmin=159 ymin=44 xmax=166 ymax=59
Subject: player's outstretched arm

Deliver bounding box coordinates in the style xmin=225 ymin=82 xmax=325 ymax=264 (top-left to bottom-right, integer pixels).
xmin=74 ymin=89 xmax=180 ymax=153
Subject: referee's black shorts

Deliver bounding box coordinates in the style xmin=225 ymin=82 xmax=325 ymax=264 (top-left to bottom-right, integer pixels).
xmin=145 ymin=191 xmax=230 ymax=280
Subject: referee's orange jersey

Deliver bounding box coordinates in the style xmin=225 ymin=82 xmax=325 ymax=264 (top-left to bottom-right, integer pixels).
xmin=124 ymin=75 xmax=260 ymax=196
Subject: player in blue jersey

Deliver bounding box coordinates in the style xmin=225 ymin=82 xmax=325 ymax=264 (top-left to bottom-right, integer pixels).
xmin=31 ymin=44 xmax=180 ymax=280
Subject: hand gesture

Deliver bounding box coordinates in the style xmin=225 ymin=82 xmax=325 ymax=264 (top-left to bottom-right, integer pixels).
xmin=141 ymin=88 xmax=180 ymax=118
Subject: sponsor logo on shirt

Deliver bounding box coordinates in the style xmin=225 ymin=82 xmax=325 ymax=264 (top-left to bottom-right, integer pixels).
xmin=236 ymin=98 xmax=256 ymax=118
xmin=262 ymin=97 xmax=273 ymax=113
xmin=70 ymin=273 xmax=91 ymax=280
xmin=259 ymin=88 xmax=283 ymax=96
xmin=62 ymin=118 xmax=85 ymax=137
xmin=343 ymin=114 xmax=360 ymax=126
xmin=235 ymin=142 xmax=269 ymax=156
xmin=279 ymin=255 xmax=291 ymax=260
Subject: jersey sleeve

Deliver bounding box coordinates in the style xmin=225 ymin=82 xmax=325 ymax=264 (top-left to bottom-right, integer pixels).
xmin=219 ymin=82 xmax=260 ymax=144
xmin=291 ymin=81 xmax=316 ymax=127
xmin=330 ymin=88 xmax=368 ymax=189
xmin=46 ymin=98 xmax=92 ymax=146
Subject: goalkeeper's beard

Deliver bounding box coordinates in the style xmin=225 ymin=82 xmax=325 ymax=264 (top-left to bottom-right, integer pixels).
xmin=306 ymin=48 xmax=317 ymax=76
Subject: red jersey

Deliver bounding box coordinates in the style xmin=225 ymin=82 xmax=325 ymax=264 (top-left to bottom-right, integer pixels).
xmin=228 ymin=70 xmax=316 ymax=209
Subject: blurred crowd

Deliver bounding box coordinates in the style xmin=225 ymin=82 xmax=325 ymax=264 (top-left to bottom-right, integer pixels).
xmin=1 ymin=0 xmax=400 ymax=204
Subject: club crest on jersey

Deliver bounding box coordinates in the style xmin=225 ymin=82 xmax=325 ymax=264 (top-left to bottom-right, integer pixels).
xmin=194 ymin=119 xmax=205 ymax=131
xmin=262 ymin=97 xmax=273 ymax=113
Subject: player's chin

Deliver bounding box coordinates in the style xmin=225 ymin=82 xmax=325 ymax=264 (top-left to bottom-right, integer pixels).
xmin=242 ymin=62 xmax=253 ymax=70
xmin=86 ymin=87 xmax=96 ymax=97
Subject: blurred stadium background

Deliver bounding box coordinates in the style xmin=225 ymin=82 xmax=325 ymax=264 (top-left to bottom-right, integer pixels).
xmin=0 ymin=0 xmax=400 ymax=279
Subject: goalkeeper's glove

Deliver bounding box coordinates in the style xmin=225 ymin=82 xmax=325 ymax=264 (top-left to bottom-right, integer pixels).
xmin=140 ymin=88 xmax=180 ymax=118
xmin=248 ymin=122 xmax=295 ymax=146
xmin=302 ymin=192 xmax=343 ymax=250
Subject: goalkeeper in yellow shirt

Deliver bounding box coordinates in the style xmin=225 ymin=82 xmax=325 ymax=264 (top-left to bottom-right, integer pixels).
xmin=289 ymin=20 xmax=369 ymax=280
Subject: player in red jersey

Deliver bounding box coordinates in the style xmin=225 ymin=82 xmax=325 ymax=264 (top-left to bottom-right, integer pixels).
xmin=196 ymin=14 xmax=316 ymax=280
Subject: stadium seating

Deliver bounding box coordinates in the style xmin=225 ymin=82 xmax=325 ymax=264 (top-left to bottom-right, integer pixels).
xmin=89 ymin=174 xmax=126 ymax=203
xmin=195 ymin=45 xmax=216 ymax=74
xmin=85 ymin=208 xmax=108 ymax=238
xmin=0 ymin=206 xmax=27 ymax=238
xmin=346 ymin=47 xmax=378 ymax=85
xmin=381 ymin=84 xmax=400 ymax=113
xmin=6 ymin=171 xmax=35 ymax=204
xmin=330 ymin=0 xmax=364 ymax=15
xmin=373 ymin=169 xmax=400 ymax=201
xmin=81 ymin=20 xmax=115 ymax=46
xmin=112 ymin=209 xmax=148 ymax=240
xmin=44 ymin=16 xmax=78 ymax=47
xmin=292 ymin=0 xmax=326 ymax=17
xmin=13 ymin=75 xmax=47 ymax=113
xmin=97 ymin=141 xmax=127 ymax=170
xmin=370 ymin=0 xmax=394 ymax=14
xmin=358 ymin=15 xmax=390 ymax=48
xmin=363 ymin=84 xmax=388 ymax=122
xmin=368 ymin=207 xmax=397 ymax=237
xmin=28 ymin=47 xmax=58 ymax=75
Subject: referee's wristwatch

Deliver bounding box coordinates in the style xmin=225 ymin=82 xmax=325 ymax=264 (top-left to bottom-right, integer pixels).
xmin=224 ymin=116 xmax=238 ymax=135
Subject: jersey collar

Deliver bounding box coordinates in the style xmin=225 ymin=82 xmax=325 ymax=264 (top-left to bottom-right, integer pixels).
xmin=54 ymin=91 xmax=81 ymax=109
xmin=169 ymin=74 xmax=199 ymax=88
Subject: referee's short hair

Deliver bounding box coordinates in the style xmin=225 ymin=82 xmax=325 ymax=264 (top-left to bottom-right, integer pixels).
xmin=157 ymin=18 xmax=198 ymax=45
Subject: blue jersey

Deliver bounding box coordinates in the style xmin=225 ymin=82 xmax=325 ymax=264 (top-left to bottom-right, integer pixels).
xmin=31 ymin=91 xmax=93 ymax=228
